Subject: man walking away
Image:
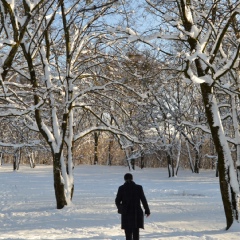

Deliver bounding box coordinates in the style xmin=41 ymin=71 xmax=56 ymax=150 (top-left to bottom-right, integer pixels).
xmin=115 ymin=173 xmax=150 ymax=240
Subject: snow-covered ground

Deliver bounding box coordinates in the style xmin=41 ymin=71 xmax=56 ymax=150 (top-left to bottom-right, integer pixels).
xmin=0 ymin=165 xmax=239 ymax=240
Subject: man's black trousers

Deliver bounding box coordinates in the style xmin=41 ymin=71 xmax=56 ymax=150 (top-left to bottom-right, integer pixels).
xmin=124 ymin=228 xmax=139 ymax=240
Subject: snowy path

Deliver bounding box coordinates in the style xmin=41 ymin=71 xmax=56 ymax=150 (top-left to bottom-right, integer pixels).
xmin=0 ymin=165 xmax=239 ymax=239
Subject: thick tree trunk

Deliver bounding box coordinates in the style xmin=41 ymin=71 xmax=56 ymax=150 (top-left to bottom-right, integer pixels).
xmin=194 ymin=149 xmax=200 ymax=173
xmin=53 ymin=152 xmax=67 ymax=209
xmin=13 ymin=148 xmax=20 ymax=171
xmin=200 ymin=82 xmax=234 ymax=229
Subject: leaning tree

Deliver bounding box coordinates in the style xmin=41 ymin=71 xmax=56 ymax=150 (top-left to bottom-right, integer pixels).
xmin=134 ymin=0 xmax=240 ymax=229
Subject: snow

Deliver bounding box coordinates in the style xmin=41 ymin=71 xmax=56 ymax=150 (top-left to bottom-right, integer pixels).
xmin=0 ymin=165 xmax=240 ymax=240
xmin=5 ymin=0 xmax=15 ymax=9
xmin=24 ymin=0 xmax=34 ymax=11
xmin=186 ymin=67 xmax=205 ymax=84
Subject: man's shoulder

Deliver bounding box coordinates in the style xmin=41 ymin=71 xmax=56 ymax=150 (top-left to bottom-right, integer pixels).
xmin=135 ymin=184 xmax=143 ymax=189
xmin=119 ymin=182 xmax=143 ymax=189
xmin=118 ymin=184 xmax=125 ymax=190
xmin=130 ymin=182 xmax=143 ymax=189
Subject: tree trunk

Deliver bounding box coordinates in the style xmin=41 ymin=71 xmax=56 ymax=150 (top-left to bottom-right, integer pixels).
xmin=167 ymin=150 xmax=174 ymax=177
xmin=200 ymin=82 xmax=236 ymax=229
xmin=167 ymin=161 xmax=171 ymax=178
xmin=179 ymin=0 xmax=239 ymax=227
xmin=175 ymin=138 xmax=182 ymax=176
xmin=215 ymin=159 xmax=219 ymax=177
xmin=94 ymin=132 xmax=99 ymax=165
xmin=194 ymin=149 xmax=200 ymax=173
xmin=171 ymin=155 xmax=174 ymax=177
xmin=0 ymin=152 xmax=3 ymax=165
xmin=107 ymin=136 xmax=113 ymax=166
xmin=235 ymin=141 xmax=240 ymax=187
xmin=28 ymin=152 xmax=36 ymax=168
xmin=124 ymin=148 xmax=133 ymax=171
xmin=130 ymin=147 xmax=135 ymax=170
xmin=186 ymin=141 xmax=194 ymax=172
xmin=131 ymin=159 xmax=135 ymax=170
xmin=13 ymin=148 xmax=21 ymax=171
xmin=140 ymin=151 xmax=144 ymax=169
xmin=53 ymin=152 xmax=67 ymax=209
xmin=231 ymin=94 xmax=240 ymax=187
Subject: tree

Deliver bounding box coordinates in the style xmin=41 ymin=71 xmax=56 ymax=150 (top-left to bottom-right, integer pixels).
xmin=0 ymin=0 xmax=146 ymax=209
xmin=138 ymin=0 xmax=240 ymax=229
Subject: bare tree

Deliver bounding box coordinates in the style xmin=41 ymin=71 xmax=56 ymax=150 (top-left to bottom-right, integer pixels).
xmin=0 ymin=0 xmax=147 ymax=209
xmin=139 ymin=0 xmax=240 ymax=229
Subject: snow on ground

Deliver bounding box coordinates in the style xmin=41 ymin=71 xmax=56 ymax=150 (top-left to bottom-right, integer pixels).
xmin=0 ymin=164 xmax=239 ymax=240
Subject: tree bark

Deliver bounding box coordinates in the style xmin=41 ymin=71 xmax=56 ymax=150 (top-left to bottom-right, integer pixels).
xmin=94 ymin=132 xmax=99 ymax=165
xmin=179 ymin=0 xmax=238 ymax=227
xmin=194 ymin=149 xmax=200 ymax=173
xmin=175 ymin=138 xmax=181 ymax=176
xmin=53 ymin=152 xmax=67 ymax=209
xmin=140 ymin=151 xmax=144 ymax=169
xmin=107 ymin=138 xmax=113 ymax=166
xmin=167 ymin=150 xmax=174 ymax=177
xmin=200 ymin=82 xmax=234 ymax=229
xmin=186 ymin=141 xmax=194 ymax=172
xmin=13 ymin=148 xmax=21 ymax=171
xmin=0 ymin=153 xmax=4 ymax=165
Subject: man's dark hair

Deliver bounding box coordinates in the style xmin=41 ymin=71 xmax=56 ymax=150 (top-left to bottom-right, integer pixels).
xmin=124 ymin=173 xmax=133 ymax=181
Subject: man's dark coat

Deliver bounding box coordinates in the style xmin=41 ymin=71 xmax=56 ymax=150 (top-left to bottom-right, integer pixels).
xmin=115 ymin=181 xmax=150 ymax=230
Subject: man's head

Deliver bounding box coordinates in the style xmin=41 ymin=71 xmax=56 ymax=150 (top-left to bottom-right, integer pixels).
xmin=124 ymin=173 xmax=133 ymax=182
